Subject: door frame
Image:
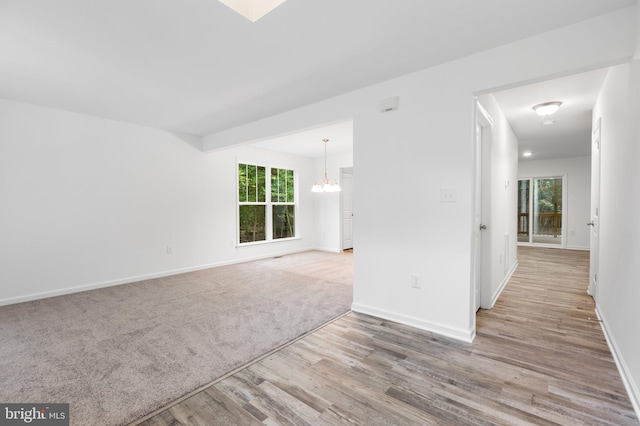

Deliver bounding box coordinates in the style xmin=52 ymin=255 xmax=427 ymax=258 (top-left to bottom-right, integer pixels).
xmin=340 ymin=167 xmax=354 ymax=251
xmin=472 ymin=101 xmax=493 ymax=316
xmin=588 ymin=118 xmax=601 ymax=298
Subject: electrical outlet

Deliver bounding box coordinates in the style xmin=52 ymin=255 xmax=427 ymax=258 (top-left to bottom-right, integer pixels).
xmin=167 ymin=246 xmax=173 ymax=254
xmin=411 ymin=274 xmax=422 ymax=289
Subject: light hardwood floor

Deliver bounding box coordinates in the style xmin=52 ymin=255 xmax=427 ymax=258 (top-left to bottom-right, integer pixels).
xmin=136 ymin=247 xmax=638 ymax=425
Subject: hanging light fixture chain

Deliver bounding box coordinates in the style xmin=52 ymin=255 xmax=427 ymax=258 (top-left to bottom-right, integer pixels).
xmin=323 ymin=138 xmax=328 ymax=180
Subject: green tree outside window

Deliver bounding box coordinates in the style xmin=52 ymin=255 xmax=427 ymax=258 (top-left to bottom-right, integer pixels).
xmin=238 ymin=164 xmax=296 ymax=243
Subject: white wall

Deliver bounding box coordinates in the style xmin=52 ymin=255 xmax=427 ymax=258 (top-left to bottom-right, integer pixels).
xmin=0 ymin=99 xmax=317 ymax=304
xmin=477 ymin=94 xmax=519 ymax=308
xmin=518 ymin=156 xmax=591 ymax=250
xmin=313 ymin=150 xmax=354 ymax=252
xmin=203 ymin=7 xmax=637 ymax=341
xmin=592 ymin=61 xmax=640 ymax=415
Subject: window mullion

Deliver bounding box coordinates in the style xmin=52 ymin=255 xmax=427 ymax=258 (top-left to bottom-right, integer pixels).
xmin=266 ymin=166 xmax=273 ymax=241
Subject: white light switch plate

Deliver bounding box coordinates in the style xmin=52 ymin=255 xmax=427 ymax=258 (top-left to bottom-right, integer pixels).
xmin=440 ymin=188 xmax=457 ymax=203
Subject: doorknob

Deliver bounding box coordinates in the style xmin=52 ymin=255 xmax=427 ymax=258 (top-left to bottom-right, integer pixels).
xmin=480 ymin=224 xmax=487 ymax=230
xmin=587 ymin=221 xmax=595 ymax=226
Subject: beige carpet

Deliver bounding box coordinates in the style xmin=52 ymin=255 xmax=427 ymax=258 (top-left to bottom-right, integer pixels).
xmin=0 ymin=251 xmax=353 ymax=425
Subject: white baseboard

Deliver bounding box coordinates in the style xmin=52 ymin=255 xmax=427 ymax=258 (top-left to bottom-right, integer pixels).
xmin=312 ymin=246 xmax=342 ymax=253
xmin=566 ymin=245 xmax=590 ymax=251
xmin=0 ymin=247 xmax=313 ymax=307
xmin=595 ymin=305 xmax=640 ymax=419
xmin=484 ymin=261 xmax=518 ymax=309
xmin=351 ymin=302 xmax=474 ymax=343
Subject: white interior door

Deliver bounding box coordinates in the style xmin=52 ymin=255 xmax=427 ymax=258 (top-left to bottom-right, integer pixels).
xmin=341 ymin=168 xmax=353 ymax=250
xmin=589 ymin=119 xmax=601 ymax=298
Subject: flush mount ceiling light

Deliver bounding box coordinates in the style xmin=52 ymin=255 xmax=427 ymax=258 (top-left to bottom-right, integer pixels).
xmin=311 ymin=139 xmax=341 ymax=193
xmin=532 ymin=101 xmax=562 ymax=116
xmin=523 ymin=151 xmax=533 ymax=157
xmin=218 ymin=0 xmax=286 ymax=22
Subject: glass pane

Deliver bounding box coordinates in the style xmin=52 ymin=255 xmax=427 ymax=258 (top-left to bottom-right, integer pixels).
xmin=271 ymin=168 xmax=295 ymax=203
xmin=532 ymin=178 xmax=562 ymax=245
xmin=271 ymin=168 xmax=280 ymax=203
xmin=257 ymin=166 xmax=266 ymax=202
xmin=238 ymin=164 xmax=266 ymax=203
xmin=239 ymin=205 xmax=266 ymax=243
xmin=517 ymin=180 xmax=530 ymax=242
xmin=273 ymin=205 xmax=295 ymax=239
xmin=247 ymin=164 xmax=257 ymax=202
xmin=238 ymin=163 xmax=247 ymax=202
xmin=286 ymin=169 xmax=294 ymax=202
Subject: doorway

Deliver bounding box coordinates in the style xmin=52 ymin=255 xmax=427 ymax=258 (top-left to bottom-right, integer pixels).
xmin=341 ymin=167 xmax=354 ymax=251
xmin=517 ymin=177 xmax=565 ymax=246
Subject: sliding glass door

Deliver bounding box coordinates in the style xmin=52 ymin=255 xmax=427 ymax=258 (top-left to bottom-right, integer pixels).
xmin=518 ymin=177 xmax=563 ymax=246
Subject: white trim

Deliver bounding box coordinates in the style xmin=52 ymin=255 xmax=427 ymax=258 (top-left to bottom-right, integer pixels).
xmin=312 ymin=246 xmax=342 ymax=253
xmin=518 ymin=243 xmax=587 ymax=251
xmin=566 ymin=245 xmax=590 ymax=251
xmin=237 ymin=236 xmax=301 ymax=248
xmin=0 ymin=248 xmax=312 ymax=307
xmin=484 ymin=261 xmax=518 ymax=309
xmin=595 ymin=305 xmax=640 ymax=419
xmin=351 ymin=302 xmax=475 ymax=343
xmin=476 ymin=101 xmax=494 ymax=127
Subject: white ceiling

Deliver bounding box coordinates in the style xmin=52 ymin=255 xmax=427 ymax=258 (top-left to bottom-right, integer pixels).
xmin=250 ymin=120 xmax=353 ymax=158
xmin=0 ymin=0 xmax=635 ymax=138
xmin=261 ymin=66 xmax=609 ymax=161
xmin=492 ymin=68 xmax=609 ymax=161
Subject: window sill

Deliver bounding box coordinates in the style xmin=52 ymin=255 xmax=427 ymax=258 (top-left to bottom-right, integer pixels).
xmin=237 ymin=237 xmax=301 ymax=248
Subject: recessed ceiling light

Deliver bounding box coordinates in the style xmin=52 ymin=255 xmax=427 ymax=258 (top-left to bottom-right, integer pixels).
xmin=218 ymin=0 xmax=286 ymax=22
xmin=523 ymin=152 xmax=533 ymax=157
xmin=532 ymin=101 xmax=562 ymax=116
xmin=541 ymin=120 xmax=555 ymax=126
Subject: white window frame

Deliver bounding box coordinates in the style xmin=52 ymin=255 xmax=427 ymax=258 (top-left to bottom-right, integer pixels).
xmin=237 ymin=162 xmax=299 ymax=246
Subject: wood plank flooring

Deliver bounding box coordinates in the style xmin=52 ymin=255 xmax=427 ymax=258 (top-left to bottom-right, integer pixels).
xmin=135 ymin=247 xmax=638 ymax=425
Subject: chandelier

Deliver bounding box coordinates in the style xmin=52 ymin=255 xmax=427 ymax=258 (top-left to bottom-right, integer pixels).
xmin=311 ymin=139 xmax=341 ymax=193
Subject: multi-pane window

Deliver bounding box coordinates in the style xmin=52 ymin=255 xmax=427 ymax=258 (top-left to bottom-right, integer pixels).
xmin=238 ymin=163 xmax=296 ymax=244
xmin=271 ymin=168 xmax=295 ymax=239
xmin=238 ymin=164 xmax=266 ymax=243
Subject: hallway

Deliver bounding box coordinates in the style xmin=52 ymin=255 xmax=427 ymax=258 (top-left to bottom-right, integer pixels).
xmin=475 ymin=246 xmax=637 ymax=424
xmin=139 ymin=247 xmax=637 ymax=425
